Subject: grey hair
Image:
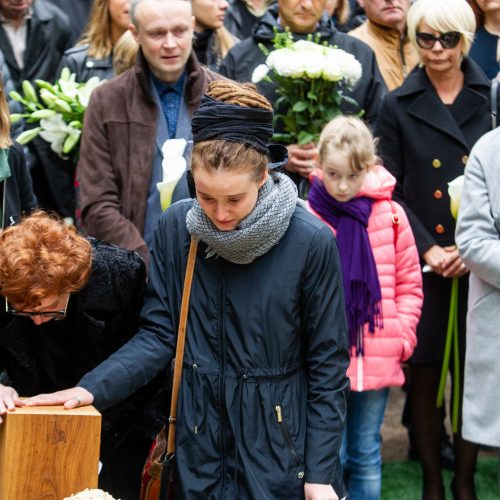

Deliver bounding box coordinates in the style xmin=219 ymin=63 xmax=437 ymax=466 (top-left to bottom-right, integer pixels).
xmin=130 ymin=0 xmax=191 ymax=27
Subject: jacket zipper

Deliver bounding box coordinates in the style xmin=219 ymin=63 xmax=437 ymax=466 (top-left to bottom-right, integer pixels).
xmin=399 ymin=38 xmax=408 ymax=78
xmin=217 ymin=267 xmax=227 ymax=499
xmin=275 ymin=404 xmax=301 ymax=468
xmin=193 ymin=363 xmax=199 ymax=434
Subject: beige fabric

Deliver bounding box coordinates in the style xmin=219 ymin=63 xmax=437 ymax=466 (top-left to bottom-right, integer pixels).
xmin=349 ymin=20 xmax=418 ymax=91
xmin=0 ymin=18 xmax=27 ymax=69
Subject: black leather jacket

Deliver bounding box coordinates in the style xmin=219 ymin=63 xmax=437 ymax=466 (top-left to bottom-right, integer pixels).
xmin=58 ymin=44 xmax=114 ymax=83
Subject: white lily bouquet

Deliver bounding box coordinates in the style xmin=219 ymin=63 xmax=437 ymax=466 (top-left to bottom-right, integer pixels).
xmin=252 ymin=31 xmax=363 ymax=144
xmin=9 ymin=68 xmax=102 ymax=160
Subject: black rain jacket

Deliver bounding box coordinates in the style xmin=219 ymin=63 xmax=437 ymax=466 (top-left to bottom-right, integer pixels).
xmin=79 ymin=200 xmax=350 ymax=499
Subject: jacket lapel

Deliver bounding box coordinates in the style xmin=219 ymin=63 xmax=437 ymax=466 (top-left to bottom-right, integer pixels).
xmin=452 ymin=86 xmax=489 ymax=128
xmin=0 ymin=26 xmax=19 ymax=79
xmin=406 ymin=90 xmax=468 ymax=148
xmin=23 ymin=10 xmax=44 ymax=76
xmin=402 ymin=58 xmax=490 ymax=149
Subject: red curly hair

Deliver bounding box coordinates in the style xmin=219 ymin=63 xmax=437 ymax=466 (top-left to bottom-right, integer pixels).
xmin=0 ymin=211 xmax=92 ymax=309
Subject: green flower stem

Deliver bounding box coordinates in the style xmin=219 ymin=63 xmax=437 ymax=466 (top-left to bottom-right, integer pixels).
xmin=452 ymin=283 xmax=460 ymax=433
xmin=436 ymin=276 xmax=460 ymax=433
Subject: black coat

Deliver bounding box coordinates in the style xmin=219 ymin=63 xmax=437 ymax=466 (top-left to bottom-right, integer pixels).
xmin=2 ymin=143 xmax=37 ymax=228
xmin=58 ymin=44 xmax=114 ymax=83
xmin=375 ymin=57 xmax=491 ymax=361
xmin=80 ymin=200 xmax=350 ymax=499
xmin=45 ymin=0 xmax=92 ymax=47
xmin=221 ymin=4 xmax=387 ymax=124
xmin=0 ymin=0 xmax=71 ymax=89
xmin=0 ymin=239 xmax=168 ymax=449
xmin=375 ymin=57 xmax=493 ymax=255
xmin=223 ymin=0 xmax=262 ymax=41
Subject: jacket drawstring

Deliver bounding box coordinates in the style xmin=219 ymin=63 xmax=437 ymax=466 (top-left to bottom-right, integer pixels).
xmin=192 ymin=363 xmax=202 ymax=434
xmin=234 ymin=371 xmax=247 ymax=498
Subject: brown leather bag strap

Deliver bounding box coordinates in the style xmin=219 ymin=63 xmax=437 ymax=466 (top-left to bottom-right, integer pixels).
xmin=167 ymin=238 xmax=198 ymax=455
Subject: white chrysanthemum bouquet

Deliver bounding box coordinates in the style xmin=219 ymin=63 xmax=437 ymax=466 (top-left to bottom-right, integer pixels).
xmin=252 ymin=31 xmax=362 ymax=144
xmin=64 ymin=488 xmax=118 ymax=500
xmin=9 ymin=68 xmax=102 ymax=160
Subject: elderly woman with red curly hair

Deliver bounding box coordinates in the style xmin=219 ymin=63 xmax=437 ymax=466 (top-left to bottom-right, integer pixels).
xmin=0 ymin=211 xmax=158 ymax=500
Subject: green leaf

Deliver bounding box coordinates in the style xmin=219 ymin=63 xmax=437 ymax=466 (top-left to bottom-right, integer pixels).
xmin=272 ymin=132 xmax=294 ymax=143
xmin=297 ymin=131 xmax=316 ymax=145
xmin=292 ymin=101 xmax=307 ymax=112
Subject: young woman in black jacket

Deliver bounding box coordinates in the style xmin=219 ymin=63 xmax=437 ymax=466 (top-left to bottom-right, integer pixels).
xmin=23 ymin=81 xmax=350 ymax=500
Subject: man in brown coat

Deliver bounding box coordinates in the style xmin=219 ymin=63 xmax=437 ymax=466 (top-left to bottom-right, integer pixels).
xmin=78 ymin=0 xmax=221 ymax=261
xmin=349 ymin=0 xmax=418 ymax=91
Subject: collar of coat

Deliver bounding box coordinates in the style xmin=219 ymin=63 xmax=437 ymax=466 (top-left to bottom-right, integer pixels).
xmin=392 ymin=57 xmax=491 ymax=147
xmin=133 ymin=48 xmax=215 ymax=111
xmin=252 ymin=3 xmax=335 ymax=42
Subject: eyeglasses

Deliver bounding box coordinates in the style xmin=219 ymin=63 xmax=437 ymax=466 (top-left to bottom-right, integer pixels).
xmin=415 ymin=31 xmax=461 ymax=50
xmin=5 ymin=294 xmax=70 ymax=321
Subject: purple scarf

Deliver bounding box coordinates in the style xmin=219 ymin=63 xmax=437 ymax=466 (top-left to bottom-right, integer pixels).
xmin=308 ymin=178 xmax=382 ymax=355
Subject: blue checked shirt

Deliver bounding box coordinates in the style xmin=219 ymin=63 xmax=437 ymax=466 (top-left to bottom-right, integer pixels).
xmin=152 ymin=71 xmax=186 ymax=138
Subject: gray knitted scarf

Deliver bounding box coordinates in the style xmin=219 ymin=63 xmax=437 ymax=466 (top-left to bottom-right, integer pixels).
xmin=186 ymin=172 xmax=299 ymax=264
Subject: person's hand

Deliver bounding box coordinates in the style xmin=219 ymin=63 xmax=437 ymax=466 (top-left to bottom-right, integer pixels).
xmin=0 ymin=384 xmax=23 ymax=423
xmin=285 ymin=143 xmax=318 ymax=178
xmin=442 ymin=246 xmax=469 ymax=278
xmin=304 ymin=482 xmax=339 ymax=500
xmin=422 ymin=245 xmax=448 ymax=275
xmin=23 ymin=387 xmax=94 ymax=410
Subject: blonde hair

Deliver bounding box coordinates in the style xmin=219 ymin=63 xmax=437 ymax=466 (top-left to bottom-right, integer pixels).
xmin=80 ymin=0 xmax=127 ymax=59
xmin=113 ymin=30 xmax=139 ymax=74
xmin=318 ymin=115 xmax=377 ymax=173
xmin=407 ymin=0 xmax=476 ymax=56
xmin=215 ymin=26 xmax=236 ymax=60
xmin=0 ymin=77 xmax=12 ymax=149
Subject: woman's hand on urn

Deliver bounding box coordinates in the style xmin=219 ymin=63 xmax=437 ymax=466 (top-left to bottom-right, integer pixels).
xmin=0 ymin=384 xmax=23 ymax=423
xmin=442 ymin=246 xmax=468 ymax=278
xmin=286 ymin=143 xmax=318 ymax=178
xmin=304 ymin=483 xmax=339 ymax=500
xmin=23 ymin=387 xmax=94 ymax=410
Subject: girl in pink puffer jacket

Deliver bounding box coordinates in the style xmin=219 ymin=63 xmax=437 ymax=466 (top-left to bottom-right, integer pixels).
xmin=307 ymin=116 xmax=422 ymax=500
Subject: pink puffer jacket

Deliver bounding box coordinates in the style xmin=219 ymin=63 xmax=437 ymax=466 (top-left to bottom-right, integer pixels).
xmin=307 ymin=165 xmax=423 ymax=391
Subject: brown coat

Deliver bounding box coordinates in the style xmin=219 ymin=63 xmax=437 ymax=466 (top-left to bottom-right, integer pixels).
xmin=78 ymin=50 xmax=221 ymax=259
xmin=349 ymin=20 xmax=418 ymax=91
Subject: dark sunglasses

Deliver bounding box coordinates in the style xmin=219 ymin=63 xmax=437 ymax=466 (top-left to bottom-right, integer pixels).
xmin=415 ymin=31 xmax=461 ymax=50
xmin=5 ymin=295 xmax=70 ymax=321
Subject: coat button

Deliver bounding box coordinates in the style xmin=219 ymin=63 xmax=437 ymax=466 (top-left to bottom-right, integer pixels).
xmin=432 ymin=159 xmax=441 ymax=168
xmin=435 ymin=224 xmax=445 ymax=234
xmin=297 ymin=471 xmax=304 ymax=479
xmin=462 ymin=155 xmax=469 ymax=165
xmin=86 ymin=60 xmax=94 ymax=68
xmin=433 ymin=189 xmax=443 ymax=199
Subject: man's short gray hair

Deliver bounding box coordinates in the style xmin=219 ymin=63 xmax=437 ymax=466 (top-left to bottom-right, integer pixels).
xmin=130 ymin=0 xmax=191 ymax=28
